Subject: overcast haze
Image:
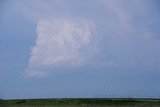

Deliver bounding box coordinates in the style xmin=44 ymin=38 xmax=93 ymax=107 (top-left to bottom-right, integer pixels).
xmin=0 ymin=0 xmax=160 ymax=99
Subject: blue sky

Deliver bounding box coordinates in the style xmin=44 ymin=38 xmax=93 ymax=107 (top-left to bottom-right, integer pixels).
xmin=0 ymin=0 xmax=160 ymax=99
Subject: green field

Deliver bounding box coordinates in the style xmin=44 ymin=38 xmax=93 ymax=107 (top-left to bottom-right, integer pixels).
xmin=1 ymin=98 xmax=160 ymax=107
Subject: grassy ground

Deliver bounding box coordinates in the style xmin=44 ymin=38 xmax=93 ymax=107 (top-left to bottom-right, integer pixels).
xmin=1 ymin=98 xmax=160 ymax=107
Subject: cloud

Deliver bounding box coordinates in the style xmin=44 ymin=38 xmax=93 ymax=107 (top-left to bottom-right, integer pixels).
xmin=25 ymin=19 xmax=100 ymax=77
xmin=21 ymin=0 xmax=160 ymax=77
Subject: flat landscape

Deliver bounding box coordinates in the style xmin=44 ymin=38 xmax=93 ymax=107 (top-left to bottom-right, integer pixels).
xmin=1 ymin=98 xmax=160 ymax=107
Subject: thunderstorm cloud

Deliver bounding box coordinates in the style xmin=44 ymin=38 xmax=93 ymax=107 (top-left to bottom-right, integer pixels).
xmin=19 ymin=0 xmax=160 ymax=77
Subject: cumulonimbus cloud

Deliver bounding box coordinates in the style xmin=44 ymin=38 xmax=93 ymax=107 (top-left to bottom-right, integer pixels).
xmin=23 ymin=0 xmax=160 ymax=77
xmin=25 ymin=19 xmax=100 ymax=77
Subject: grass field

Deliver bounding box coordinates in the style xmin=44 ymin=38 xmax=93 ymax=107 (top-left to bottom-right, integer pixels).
xmin=1 ymin=98 xmax=160 ymax=107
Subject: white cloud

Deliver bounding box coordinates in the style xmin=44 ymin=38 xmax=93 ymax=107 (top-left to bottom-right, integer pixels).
xmin=25 ymin=19 xmax=100 ymax=77
xmin=22 ymin=0 xmax=160 ymax=77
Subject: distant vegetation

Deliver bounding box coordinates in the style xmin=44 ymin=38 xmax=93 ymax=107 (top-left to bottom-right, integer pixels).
xmin=1 ymin=98 xmax=160 ymax=107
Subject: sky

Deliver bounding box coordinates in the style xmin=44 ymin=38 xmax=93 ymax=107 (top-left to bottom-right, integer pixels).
xmin=0 ymin=0 xmax=160 ymax=99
